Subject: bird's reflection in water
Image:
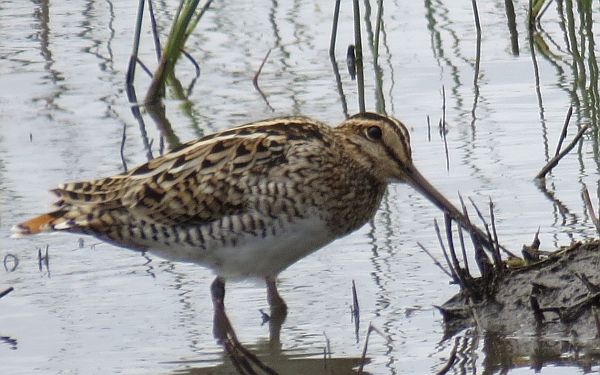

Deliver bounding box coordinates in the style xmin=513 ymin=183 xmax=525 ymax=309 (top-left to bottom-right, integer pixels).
xmin=170 ymin=306 xmax=371 ymax=375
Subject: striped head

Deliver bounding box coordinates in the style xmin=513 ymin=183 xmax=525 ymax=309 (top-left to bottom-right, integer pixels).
xmin=335 ymin=112 xmax=412 ymax=184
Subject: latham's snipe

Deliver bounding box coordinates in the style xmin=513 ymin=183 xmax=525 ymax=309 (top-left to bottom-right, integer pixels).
xmin=13 ymin=112 xmax=491 ymax=314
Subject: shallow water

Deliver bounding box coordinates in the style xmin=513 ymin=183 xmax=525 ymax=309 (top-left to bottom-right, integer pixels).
xmin=1 ymin=0 xmax=599 ymax=374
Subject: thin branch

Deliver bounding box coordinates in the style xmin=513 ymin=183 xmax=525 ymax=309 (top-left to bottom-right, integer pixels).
xmin=0 ymin=287 xmax=14 ymax=300
xmin=417 ymin=242 xmax=453 ymax=278
xmin=434 ymin=218 xmax=459 ymax=284
xmin=536 ymin=124 xmax=589 ymax=179
xmin=444 ymin=214 xmax=465 ymax=283
xmin=148 ymin=0 xmax=161 ymax=60
xmin=352 ymin=0 xmax=365 ymax=112
xmin=554 ymin=105 xmax=573 ymax=158
xmin=136 ymin=57 xmax=154 ymax=78
xmin=126 ymin=0 xmax=146 ymax=90
xmin=358 ymin=323 xmax=391 ymax=374
xmin=459 ymin=195 xmax=493 ymax=278
xmin=468 ymin=197 xmax=507 ymax=269
xmin=488 ymin=198 xmax=503 ymax=274
xmin=582 ymin=184 xmax=600 ymax=234
xmin=120 ymin=123 xmax=128 ymax=173
xmin=253 ymin=48 xmax=274 ymax=112
xmin=373 ymin=0 xmax=384 ymax=62
xmin=329 ymin=0 xmax=341 ymax=58
xmin=440 ymin=86 xmax=450 ymax=171
xmin=351 ymin=280 xmax=360 ymax=343
xmin=457 ymin=224 xmax=470 ymax=276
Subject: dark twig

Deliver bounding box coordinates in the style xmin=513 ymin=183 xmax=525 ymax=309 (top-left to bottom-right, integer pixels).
xmin=555 ymin=105 xmax=573 ymax=158
xmin=352 ymin=0 xmax=365 ymax=112
xmin=468 ymin=200 xmax=503 ymax=272
xmin=373 ymin=0 xmax=384 ymax=62
xmin=351 ymin=280 xmax=360 ymax=343
xmin=120 ymin=123 xmax=128 ymax=173
xmin=459 ymin=196 xmax=493 ymax=279
xmin=126 ymin=0 xmax=146 ymax=91
xmin=181 ymin=48 xmax=201 ymax=96
xmin=441 ymin=85 xmax=447 ymax=134
xmin=471 ymin=0 xmax=481 ymax=33
xmin=323 ymin=331 xmax=332 ymax=359
xmin=471 ymin=0 xmax=482 ymax=87
xmin=135 ymin=57 xmax=154 ymax=78
xmin=434 ymin=218 xmax=459 ymax=284
xmin=427 ymin=115 xmax=431 ymax=142
xmin=488 ymin=198 xmax=503 ymax=274
xmin=330 ymin=53 xmax=349 ymax=118
xmin=417 ymin=242 xmax=453 ymax=278
xmin=347 ymin=45 xmax=356 ymax=80
xmin=329 ymin=0 xmax=341 ymax=58
xmin=0 ymin=287 xmax=14 ymax=300
xmin=536 ymin=124 xmax=589 ymax=179
xmin=253 ymin=48 xmax=274 ymax=112
xmin=444 ymin=214 xmax=469 ymax=289
xmin=457 ymin=225 xmax=470 ymax=276
xmin=504 ymin=0 xmax=519 ymax=55
xmin=148 ymin=0 xmax=161 ymax=60
xmin=468 ymin=197 xmax=518 ymax=259
xmin=582 ymin=184 xmax=600 ymax=234
xmin=536 ymin=0 xmax=554 ymax=25
xmin=471 ymin=0 xmax=482 ymax=130
xmin=358 ymin=323 xmax=390 ymax=374
xmin=440 ymin=86 xmax=450 ymax=171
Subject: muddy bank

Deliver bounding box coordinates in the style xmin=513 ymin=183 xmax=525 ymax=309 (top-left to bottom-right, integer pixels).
xmin=438 ymin=239 xmax=600 ymax=370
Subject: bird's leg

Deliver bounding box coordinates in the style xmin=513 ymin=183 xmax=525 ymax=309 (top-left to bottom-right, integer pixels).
xmin=266 ymin=276 xmax=288 ymax=318
xmin=211 ymin=276 xmax=237 ymax=343
xmin=211 ymin=276 xmax=226 ymax=306
xmin=211 ymin=277 xmax=279 ymax=374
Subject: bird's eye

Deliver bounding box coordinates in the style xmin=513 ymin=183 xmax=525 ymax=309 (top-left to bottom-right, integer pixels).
xmin=366 ymin=126 xmax=382 ymax=141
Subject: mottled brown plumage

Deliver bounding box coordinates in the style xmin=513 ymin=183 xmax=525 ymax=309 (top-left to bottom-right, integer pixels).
xmin=13 ymin=112 xmax=489 ymax=313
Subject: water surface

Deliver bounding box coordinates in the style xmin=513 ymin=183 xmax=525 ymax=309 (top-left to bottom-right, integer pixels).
xmin=1 ymin=1 xmax=599 ymax=374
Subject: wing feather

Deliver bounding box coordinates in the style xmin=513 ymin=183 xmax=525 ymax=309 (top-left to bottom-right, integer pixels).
xmin=50 ymin=122 xmax=303 ymax=227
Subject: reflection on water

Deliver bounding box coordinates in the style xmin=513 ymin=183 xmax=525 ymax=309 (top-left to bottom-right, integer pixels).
xmin=1 ymin=0 xmax=600 ymax=374
xmin=445 ymin=330 xmax=600 ymax=374
xmin=172 ymin=353 xmax=371 ymax=375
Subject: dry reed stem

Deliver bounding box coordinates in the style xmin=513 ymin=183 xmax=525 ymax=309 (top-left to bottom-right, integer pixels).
xmin=357 ymin=323 xmax=390 ymax=374
xmin=536 ymin=124 xmax=589 ymax=179
xmin=352 ymin=0 xmax=365 ymax=112
xmin=555 ymin=106 xmax=573 ymax=158
xmin=582 ymin=184 xmax=600 ymax=234
xmin=417 ymin=242 xmax=453 ymax=278
xmin=0 ymin=287 xmax=14 ymax=300
xmin=434 ymin=218 xmax=460 ymax=284
xmin=329 ymin=0 xmax=341 ymax=58
xmin=253 ymin=48 xmax=274 ymax=112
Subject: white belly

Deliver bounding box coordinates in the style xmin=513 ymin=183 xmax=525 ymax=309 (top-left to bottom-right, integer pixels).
xmin=147 ymin=216 xmax=335 ymax=278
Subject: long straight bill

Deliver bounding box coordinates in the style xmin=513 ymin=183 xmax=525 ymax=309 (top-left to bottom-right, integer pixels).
xmin=403 ymin=166 xmax=495 ymax=252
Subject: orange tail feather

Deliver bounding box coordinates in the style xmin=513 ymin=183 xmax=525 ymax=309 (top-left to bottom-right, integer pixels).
xmin=11 ymin=212 xmax=62 ymax=237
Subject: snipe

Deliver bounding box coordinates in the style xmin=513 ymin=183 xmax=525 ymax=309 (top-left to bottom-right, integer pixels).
xmin=13 ymin=112 xmax=491 ymax=316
